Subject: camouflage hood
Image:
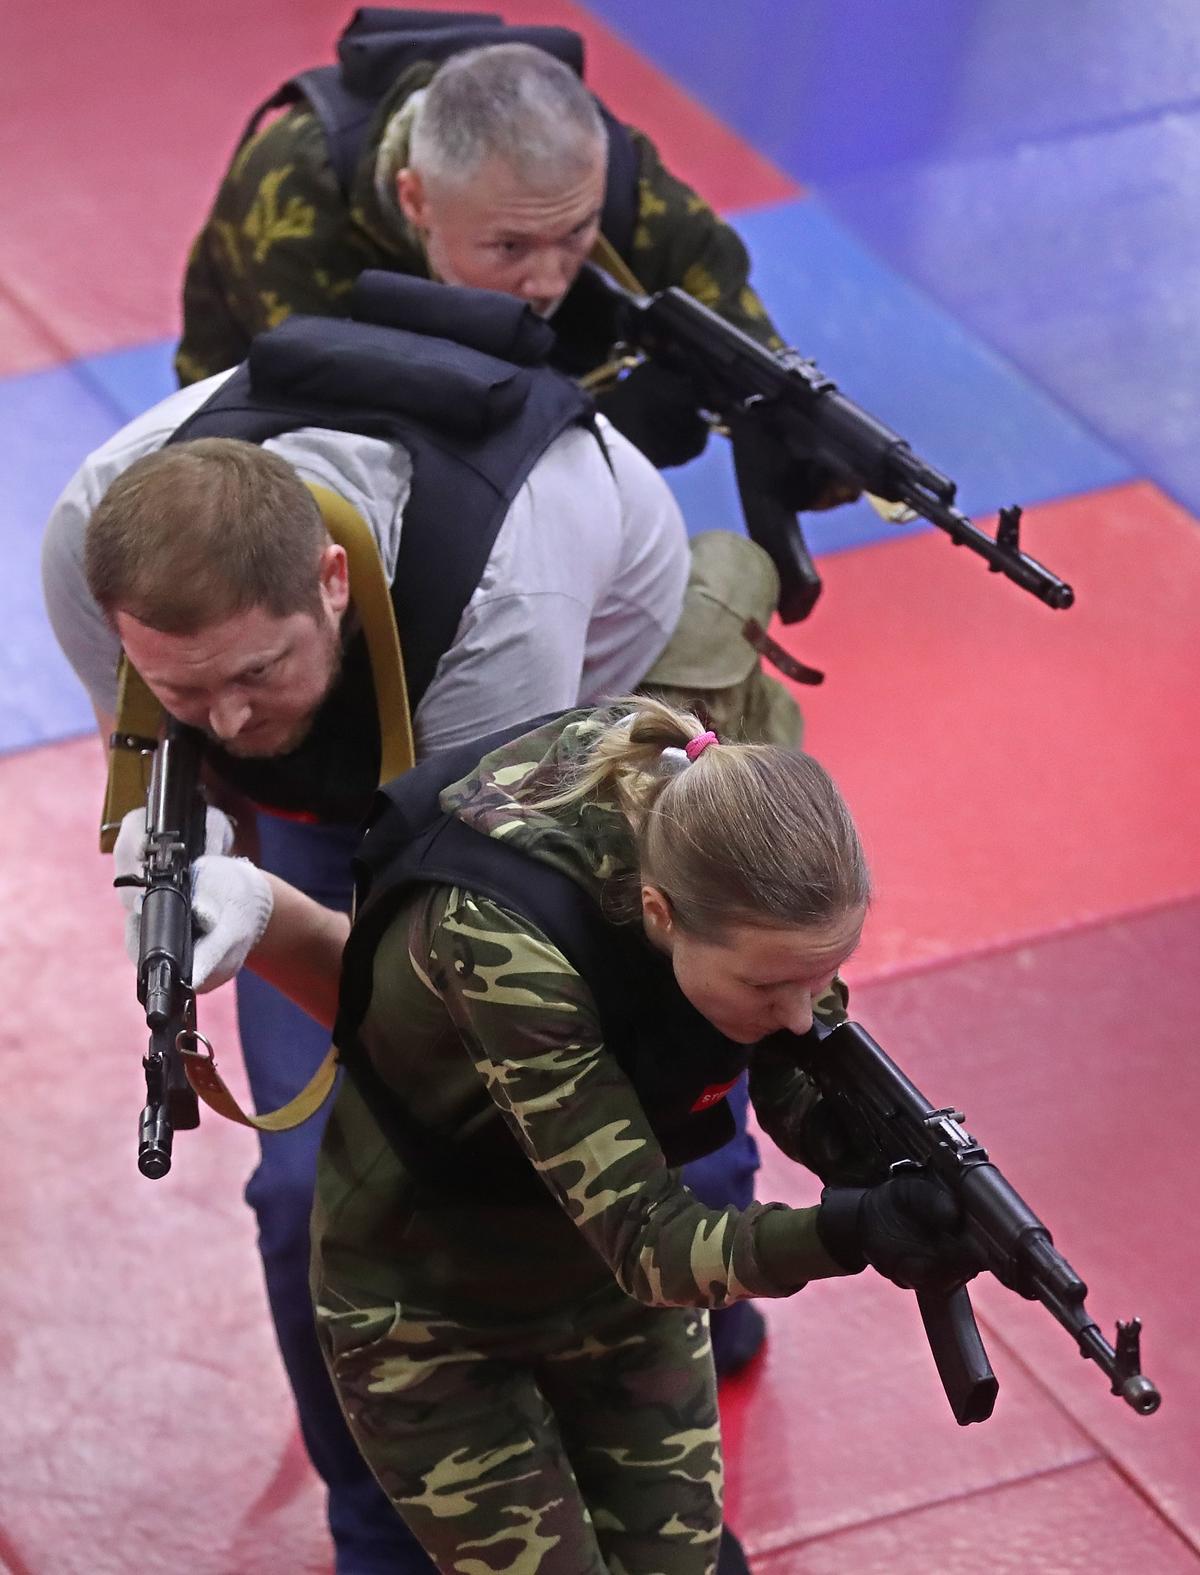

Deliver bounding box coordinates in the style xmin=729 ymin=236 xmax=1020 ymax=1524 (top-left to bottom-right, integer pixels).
xmin=439 ymin=709 xmax=642 ymax=911
xmin=347 ymin=62 xmax=438 ymax=260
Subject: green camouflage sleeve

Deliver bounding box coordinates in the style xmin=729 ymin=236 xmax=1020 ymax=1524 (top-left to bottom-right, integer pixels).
xmin=175 ymin=108 xmax=384 ymax=385
xmin=626 ymin=127 xmax=784 ymax=350
xmin=749 ymin=1043 xmax=824 ymax=1167
xmin=415 ymin=886 xmax=846 ymax=1306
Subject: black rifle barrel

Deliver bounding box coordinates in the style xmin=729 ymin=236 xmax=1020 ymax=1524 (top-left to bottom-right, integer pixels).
xmin=134 ymin=722 xmax=206 ymax=1178
xmin=591 ymin=268 xmax=1075 ymax=610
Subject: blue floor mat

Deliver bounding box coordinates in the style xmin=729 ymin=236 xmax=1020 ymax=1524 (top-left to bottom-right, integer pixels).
xmin=662 ymin=197 xmax=1133 ymax=555
xmin=0 ymin=363 xmax=139 ymax=751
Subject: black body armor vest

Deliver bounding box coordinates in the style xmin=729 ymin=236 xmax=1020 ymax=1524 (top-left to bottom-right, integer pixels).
xmin=167 ymin=273 xmax=597 ymax=822
xmin=333 ymin=719 xmax=750 ymax=1204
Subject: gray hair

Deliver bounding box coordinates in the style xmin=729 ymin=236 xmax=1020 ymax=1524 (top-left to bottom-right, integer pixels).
xmin=408 ymin=43 xmax=606 ymax=190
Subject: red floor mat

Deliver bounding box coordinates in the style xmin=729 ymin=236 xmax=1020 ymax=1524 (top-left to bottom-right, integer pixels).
xmin=751 ymin=1460 xmax=1200 ymax=1575
xmin=0 ymin=739 xmax=328 ymax=1573
xmin=782 ymin=481 xmax=1200 ymax=980
xmin=722 ymin=896 xmax=1200 ymax=1565
xmin=0 ymin=0 xmax=798 ymax=368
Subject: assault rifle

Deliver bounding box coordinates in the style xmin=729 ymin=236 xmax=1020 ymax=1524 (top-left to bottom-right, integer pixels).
xmin=582 ymin=264 xmax=1075 ymax=623
xmin=113 ymin=721 xmax=206 ymax=1178
xmin=790 ymin=1020 xmax=1160 ymax=1424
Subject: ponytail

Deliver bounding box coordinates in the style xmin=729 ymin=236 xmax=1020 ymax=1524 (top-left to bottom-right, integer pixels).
xmin=524 ymin=696 xmax=869 ymax=938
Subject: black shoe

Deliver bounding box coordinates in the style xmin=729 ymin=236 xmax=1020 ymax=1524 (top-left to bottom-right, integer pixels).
xmin=718 ymin=1525 xmax=752 ymax=1575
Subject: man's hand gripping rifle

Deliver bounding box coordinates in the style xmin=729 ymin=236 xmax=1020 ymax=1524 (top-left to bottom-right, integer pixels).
xmin=113 ymin=721 xmax=206 ymax=1179
xmin=791 ymin=1020 xmax=1159 ymax=1425
xmin=583 ymin=265 xmax=1075 ymax=624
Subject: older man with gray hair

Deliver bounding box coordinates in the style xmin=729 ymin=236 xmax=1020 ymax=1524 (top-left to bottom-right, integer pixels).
xmin=177 ymin=21 xmax=820 ymax=486
xmin=392 ymin=42 xmax=609 ymax=320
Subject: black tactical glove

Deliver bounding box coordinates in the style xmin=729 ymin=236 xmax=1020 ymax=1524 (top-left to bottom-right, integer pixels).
xmin=730 ymin=411 xmax=859 ymax=515
xmin=794 ymin=1096 xmax=891 ymax=1188
xmin=768 ymin=348 xmax=863 ymax=511
xmin=816 ymin=1173 xmax=982 ymax=1292
xmin=596 ymin=361 xmax=711 ymax=468
xmin=776 ymin=453 xmax=862 ymax=513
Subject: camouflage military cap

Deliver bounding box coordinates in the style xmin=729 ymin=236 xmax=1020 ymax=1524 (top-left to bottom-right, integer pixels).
xmin=643 ymin=530 xmax=781 ymax=690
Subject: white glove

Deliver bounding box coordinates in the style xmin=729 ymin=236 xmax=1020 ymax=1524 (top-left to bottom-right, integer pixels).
xmin=113 ymin=803 xmax=236 ymax=916
xmin=112 ymin=804 xmax=271 ymax=990
xmin=189 ymin=854 xmax=275 ymax=991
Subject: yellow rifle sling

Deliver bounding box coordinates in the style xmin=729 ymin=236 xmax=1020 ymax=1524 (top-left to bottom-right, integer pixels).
xmin=100 ymin=659 xmax=164 ymax=853
xmin=579 ymin=238 xmax=649 ymax=392
xmin=303 ymin=481 xmax=415 ymax=785
xmin=181 ymin=1037 xmax=339 ymax=1133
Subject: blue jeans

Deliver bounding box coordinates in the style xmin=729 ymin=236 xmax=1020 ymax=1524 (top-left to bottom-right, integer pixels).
xmin=236 ymin=816 xmax=424 ymax=1575
xmin=236 ymin=814 xmax=761 ymax=1573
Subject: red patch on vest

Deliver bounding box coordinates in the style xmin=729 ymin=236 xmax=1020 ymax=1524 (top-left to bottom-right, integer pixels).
xmin=690 ymin=1079 xmax=738 ymax=1113
xmin=250 ymin=802 xmax=322 ymax=825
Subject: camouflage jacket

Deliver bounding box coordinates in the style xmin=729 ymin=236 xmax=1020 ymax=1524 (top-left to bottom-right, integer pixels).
xmin=313 ymin=709 xmax=849 ymax=1324
xmin=176 ymin=62 xmax=782 ymax=385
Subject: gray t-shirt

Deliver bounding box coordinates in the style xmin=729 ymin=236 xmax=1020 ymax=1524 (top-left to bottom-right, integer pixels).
xmin=41 ymin=374 xmax=689 ymax=756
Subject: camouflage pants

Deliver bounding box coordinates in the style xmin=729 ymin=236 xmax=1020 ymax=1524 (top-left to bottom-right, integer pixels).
xmin=318 ymin=1284 xmax=723 ymax=1575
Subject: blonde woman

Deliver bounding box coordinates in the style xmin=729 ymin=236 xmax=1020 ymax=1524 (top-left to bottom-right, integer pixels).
xmin=182 ymin=697 xmax=977 ymax=1575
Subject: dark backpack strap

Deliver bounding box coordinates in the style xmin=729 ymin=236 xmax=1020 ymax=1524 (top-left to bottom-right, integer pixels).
xmin=334 ymin=712 xmax=630 ymax=1201
xmin=289 ymin=65 xmax=379 ymax=197
xmin=233 ymin=66 xmax=378 ymax=201
xmin=596 ymin=108 xmax=639 ymax=260
xmin=351 ymin=714 xmax=563 ymax=906
xmin=341 ymin=713 xmax=629 ymax=1042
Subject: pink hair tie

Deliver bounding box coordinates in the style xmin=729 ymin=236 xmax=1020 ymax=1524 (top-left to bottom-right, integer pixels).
xmin=684 ymin=730 xmax=719 ymax=762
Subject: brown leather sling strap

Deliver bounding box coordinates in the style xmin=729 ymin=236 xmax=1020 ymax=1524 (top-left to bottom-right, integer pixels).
xmin=101 ymin=482 xmax=414 ymax=1130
